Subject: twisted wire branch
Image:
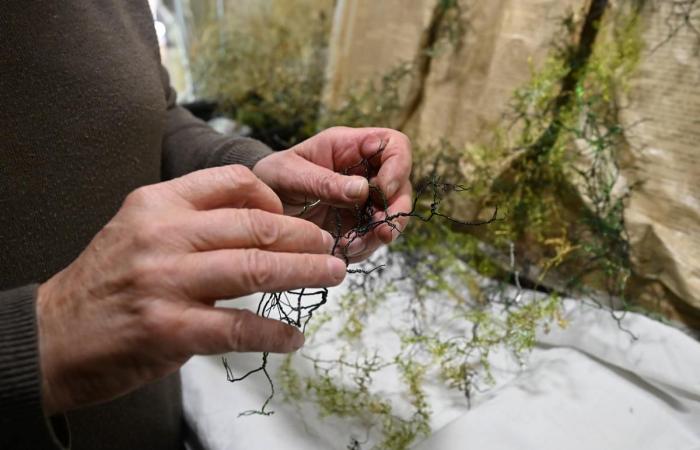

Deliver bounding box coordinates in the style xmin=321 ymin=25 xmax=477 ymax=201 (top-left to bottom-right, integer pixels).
xmin=223 ymin=139 xmax=496 ymax=415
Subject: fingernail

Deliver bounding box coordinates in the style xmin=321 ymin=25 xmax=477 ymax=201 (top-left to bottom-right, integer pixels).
xmin=290 ymin=330 xmax=305 ymax=350
xmin=322 ymin=231 xmax=335 ymax=253
xmin=345 ymin=177 xmax=366 ymax=198
xmin=386 ymin=181 xmax=399 ymax=198
xmin=327 ymin=257 xmax=347 ymax=282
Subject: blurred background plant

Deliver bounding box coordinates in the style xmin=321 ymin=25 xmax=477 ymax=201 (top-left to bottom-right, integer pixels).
xmin=187 ymin=0 xmax=334 ymax=148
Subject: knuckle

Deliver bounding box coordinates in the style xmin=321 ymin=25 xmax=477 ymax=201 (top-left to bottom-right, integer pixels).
xmin=125 ymin=229 xmax=183 ymax=282
xmin=226 ymin=164 xmax=257 ymax=189
xmin=131 ymin=253 xmax=170 ymax=282
xmin=246 ymin=210 xmax=279 ymax=247
xmin=124 ymin=186 xmax=154 ymax=207
xmin=318 ymin=172 xmax=338 ymax=196
xmin=384 ymin=129 xmax=411 ymax=149
xmin=139 ymin=301 xmax=168 ymax=336
xmin=227 ymin=310 xmax=250 ymax=350
xmin=304 ymin=254 xmax=330 ymax=283
xmin=138 ymin=302 xmax=185 ymax=350
xmin=394 ymin=129 xmax=410 ymax=144
xmin=125 ymin=255 xmax=160 ymax=294
xmin=130 ymin=264 xmax=184 ymax=331
xmin=132 ymin=221 xmax=167 ymax=249
xmin=390 ymin=130 xmax=412 ymax=155
xmin=244 ymin=249 xmax=276 ymax=289
xmin=327 ymin=125 xmax=349 ymax=134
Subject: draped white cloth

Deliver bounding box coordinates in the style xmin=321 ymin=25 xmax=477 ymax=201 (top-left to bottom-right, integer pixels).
xmin=183 ymin=295 xmax=700 ymax=450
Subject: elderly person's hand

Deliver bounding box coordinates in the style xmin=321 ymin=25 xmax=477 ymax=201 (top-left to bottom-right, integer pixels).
xmin=253 ymin=127 xmax=413 ymax=263
xmin=37 ymin=165 xmax=346 ymax=415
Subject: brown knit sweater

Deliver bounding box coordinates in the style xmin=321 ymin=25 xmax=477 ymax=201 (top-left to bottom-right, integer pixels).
xmin=0 ymin=2 xmax=273 ymax=449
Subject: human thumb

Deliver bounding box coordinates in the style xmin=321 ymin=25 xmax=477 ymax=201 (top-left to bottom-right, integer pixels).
xmin=295 ymin=158 xmax=369 ymax=207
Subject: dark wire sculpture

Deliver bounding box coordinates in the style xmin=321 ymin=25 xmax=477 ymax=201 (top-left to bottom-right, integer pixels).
xmin=222 ymin=139 xmax=497 ymax=416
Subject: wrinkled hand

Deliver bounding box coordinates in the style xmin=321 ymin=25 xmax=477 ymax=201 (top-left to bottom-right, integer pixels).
xmin=253 ymin=127 xmax=412 ymax=262
xmin=37 ymin=165 xmax=346 ymax=415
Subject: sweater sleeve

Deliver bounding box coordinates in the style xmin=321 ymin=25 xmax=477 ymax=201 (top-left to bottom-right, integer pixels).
xmin=0 ymin=285 xmax=70 ymax=450
xmin=159 ymin=66 xmax=274 ymax=180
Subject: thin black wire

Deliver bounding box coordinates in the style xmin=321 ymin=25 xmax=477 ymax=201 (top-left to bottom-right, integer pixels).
xmin=223 ymin=139 xmax=497 ymax=416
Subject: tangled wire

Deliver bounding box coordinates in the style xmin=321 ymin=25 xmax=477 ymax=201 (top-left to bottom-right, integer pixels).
xmin=222 ymin=140 xmax=497 ymax=416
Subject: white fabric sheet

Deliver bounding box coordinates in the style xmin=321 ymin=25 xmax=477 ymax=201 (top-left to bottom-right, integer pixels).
xmin=182 ymin=295 xmax=700 ymax=450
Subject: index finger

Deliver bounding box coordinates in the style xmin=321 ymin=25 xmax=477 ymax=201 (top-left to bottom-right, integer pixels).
xmin=165 ymin=164 xmax=283 ymax=213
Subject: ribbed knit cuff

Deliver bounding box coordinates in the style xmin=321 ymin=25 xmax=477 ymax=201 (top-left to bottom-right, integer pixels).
xmin=218 ymin=137 xmax=275 ymax=170
xmin=0 ymin=284 xmax=69 ymax=449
